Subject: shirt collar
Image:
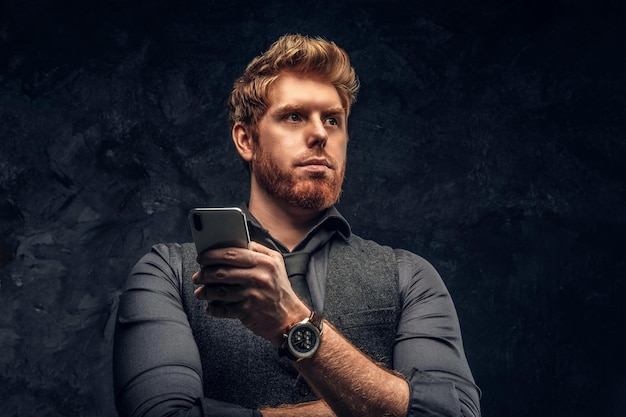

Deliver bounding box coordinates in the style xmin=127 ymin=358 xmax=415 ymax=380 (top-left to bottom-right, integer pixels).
xmin=240 ymin=203 xmax=351 ymax=253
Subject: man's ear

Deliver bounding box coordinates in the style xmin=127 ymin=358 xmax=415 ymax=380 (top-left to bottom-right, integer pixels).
xmin=232 ymin=122 xmax=254 ymax=163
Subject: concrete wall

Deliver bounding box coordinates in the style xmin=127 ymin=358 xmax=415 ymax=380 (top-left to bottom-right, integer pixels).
xmin=1 ymin=1 xmax=625 ymax=416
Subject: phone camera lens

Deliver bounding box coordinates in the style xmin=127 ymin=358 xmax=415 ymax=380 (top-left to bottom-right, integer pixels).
xmin=192 ymin=213 xmax=203 ymax=231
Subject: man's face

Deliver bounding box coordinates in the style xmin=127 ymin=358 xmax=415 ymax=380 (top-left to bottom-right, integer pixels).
xmin=250 ymin=72 xmax=348 ymax=211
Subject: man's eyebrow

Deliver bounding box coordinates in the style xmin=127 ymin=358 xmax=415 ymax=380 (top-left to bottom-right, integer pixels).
xmin=273 ymin=104 xmax=346 ymax=114
xmin=273 ymin=104 xmax=303 ymax=113
xmin=324 ymin=106 xmax=347 ymax=115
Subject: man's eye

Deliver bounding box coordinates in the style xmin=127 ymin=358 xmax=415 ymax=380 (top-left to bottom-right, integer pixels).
xmin=286 ymin=114 xmax=300 ymax=122
xmin=326 ymin=117 xmax=338 ymax=126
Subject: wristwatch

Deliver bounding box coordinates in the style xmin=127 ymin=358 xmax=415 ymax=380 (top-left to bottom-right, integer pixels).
xmin=279 ymin=311 xmax=323 ymax=361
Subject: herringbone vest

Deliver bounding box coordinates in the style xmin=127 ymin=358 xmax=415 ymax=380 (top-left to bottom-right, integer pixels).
xmin=180 ymin=234 xmax=400 ymax=408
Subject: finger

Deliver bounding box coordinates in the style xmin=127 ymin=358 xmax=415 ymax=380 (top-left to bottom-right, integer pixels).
xmin=192 ymin=267 xmax=213 ymax=286
xmin=196 ymin=246 xmax=256 ymax=268
xmin=247 ymin=241 xmax=289 ymax=281
xmin=194 ymin=264 xmax=261 ymax=287
xmin=248 ymin=241 xmax=280 ymax=257
xmin=191 ymin=269 xmax=208 ymax=285
xmin=195 ymin=283 xmax=245 ymax=303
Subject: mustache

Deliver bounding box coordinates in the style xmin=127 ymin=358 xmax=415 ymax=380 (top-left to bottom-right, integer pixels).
xmin=293 ymin=151 xmax=338 ymax=169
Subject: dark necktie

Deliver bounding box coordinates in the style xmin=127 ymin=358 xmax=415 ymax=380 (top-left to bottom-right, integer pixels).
xmin=282 ymin=252 xmax=313 ymax=308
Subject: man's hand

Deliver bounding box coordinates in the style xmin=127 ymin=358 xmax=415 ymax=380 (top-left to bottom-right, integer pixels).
xmin=193 ymin=241 xmax=410 ymax=417
xmin=192 ymin=241 xmax=310 ymax=346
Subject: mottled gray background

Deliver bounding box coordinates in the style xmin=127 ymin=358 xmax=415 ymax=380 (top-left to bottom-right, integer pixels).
xmin=1 ymin=0 xmax=625 ymax=416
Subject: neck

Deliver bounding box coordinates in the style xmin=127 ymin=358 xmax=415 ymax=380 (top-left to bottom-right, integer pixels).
xmin=248 ymin=186 xmax=325 ymax=251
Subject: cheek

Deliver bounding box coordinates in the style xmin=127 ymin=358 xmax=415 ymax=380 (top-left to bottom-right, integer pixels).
xmin=261 ymin=143 xmax=292 ymax=167
xmin=328 ymin=140 xmax=348 ymax=162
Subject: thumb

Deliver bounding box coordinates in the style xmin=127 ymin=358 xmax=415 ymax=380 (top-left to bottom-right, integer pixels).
xmin=248 ymin=241 xmax=281 ymax=258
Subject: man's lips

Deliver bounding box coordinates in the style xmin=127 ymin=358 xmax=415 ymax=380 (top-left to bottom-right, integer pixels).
xmin=297 ymin=158 xmax=333 ymax=169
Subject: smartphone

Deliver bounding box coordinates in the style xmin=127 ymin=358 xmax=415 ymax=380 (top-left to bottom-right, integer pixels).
xmin=188 ymin=207 xmax=250 ymax=254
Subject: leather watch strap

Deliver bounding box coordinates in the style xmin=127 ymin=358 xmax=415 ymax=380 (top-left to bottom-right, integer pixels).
xmin=308 ymin=310 xmax=323 ymax=334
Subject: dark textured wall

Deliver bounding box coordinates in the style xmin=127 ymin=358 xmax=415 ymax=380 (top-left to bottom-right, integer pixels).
xmin=1 ymin=1 xmax=625 ymax=416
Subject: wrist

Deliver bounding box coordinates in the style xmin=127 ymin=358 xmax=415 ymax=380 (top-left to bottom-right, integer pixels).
xmin=279 ymin=310 xmax=323 ymax=361
xmin=272 ymin=300 xmax=311 ymax=345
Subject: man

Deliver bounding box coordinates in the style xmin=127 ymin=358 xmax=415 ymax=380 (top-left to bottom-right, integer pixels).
xmin=113 ymin=34 xmax=481 ymax=417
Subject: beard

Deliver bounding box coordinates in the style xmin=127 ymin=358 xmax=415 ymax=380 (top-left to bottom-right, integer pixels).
xmin=251 ymin=145 xmax=345 ymax=211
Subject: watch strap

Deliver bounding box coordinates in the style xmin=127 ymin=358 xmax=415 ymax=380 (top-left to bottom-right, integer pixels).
xmin=308 ymin=310 xmax=323 ymax=333
xmin=278 ymin=342 xmax=298 ymax=361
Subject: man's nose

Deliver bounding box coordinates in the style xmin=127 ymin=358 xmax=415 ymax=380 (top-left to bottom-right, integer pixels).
xmin=306 ymin=118 xmax=328 ymax=148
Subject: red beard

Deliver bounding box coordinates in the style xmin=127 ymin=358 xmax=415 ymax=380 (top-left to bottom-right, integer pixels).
xmin=252 ymin=145 xmax=345 ymax=211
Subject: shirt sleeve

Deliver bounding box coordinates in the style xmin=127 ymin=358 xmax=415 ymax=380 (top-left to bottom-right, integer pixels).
xmin=393 ymin=249 xmax=481 ymax=417
xmin=113 ymin=243 xmax=261 ymax=417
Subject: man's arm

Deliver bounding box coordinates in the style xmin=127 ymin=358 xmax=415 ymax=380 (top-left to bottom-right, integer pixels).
xmin=394 ymin=249 xmax=481 ymax=417
xmin=194 ymin=242 xmax=410 ymax=417
xmin=258 ymin=327 xmax=409 ymax=417
xmin=271 ymin=250 xmax=481 ymax=417
xmin=292 ymin=322 xmax=409 ymax=417
xmin=113 ymin=244 xmax=260 ymax=417
xmin=260 ymin=400 xmax=336 ymax=417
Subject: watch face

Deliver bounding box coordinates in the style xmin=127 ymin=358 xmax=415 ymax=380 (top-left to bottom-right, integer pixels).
xmin=288 ymin=323 xmax=320 ymax=358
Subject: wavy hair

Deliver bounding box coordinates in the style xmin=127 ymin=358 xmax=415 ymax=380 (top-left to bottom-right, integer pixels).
xmin=228 ymin=34 xmax=360 ymax=133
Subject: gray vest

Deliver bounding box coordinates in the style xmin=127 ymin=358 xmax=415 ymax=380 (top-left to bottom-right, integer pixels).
xmin=180 ymin=234 xmax=400 ymax=408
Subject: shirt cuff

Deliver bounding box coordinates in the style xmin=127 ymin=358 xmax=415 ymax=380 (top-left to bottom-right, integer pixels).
xmin=406 ymin=368 xmax=461 ymax=417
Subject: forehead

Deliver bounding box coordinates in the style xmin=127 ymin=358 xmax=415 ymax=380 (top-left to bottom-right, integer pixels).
xmin=267 ymin=72 xmax=344 ymax=111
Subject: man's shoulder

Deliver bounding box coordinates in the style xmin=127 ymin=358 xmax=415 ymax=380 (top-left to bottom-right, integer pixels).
xmin=344 ymin=234 xmax=440 ymax=282
xmin=141 ymin=242 xmax=189 ymax=264
xmin=132 ymin=242 xmax=194 ymax=282
xmin=345 ymin=233 xmax=412 ymax=263
xmin=345 ymin=232 xmax=392 ymax=251
xmin=339 ymin=233 xmax=399 ymax=275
